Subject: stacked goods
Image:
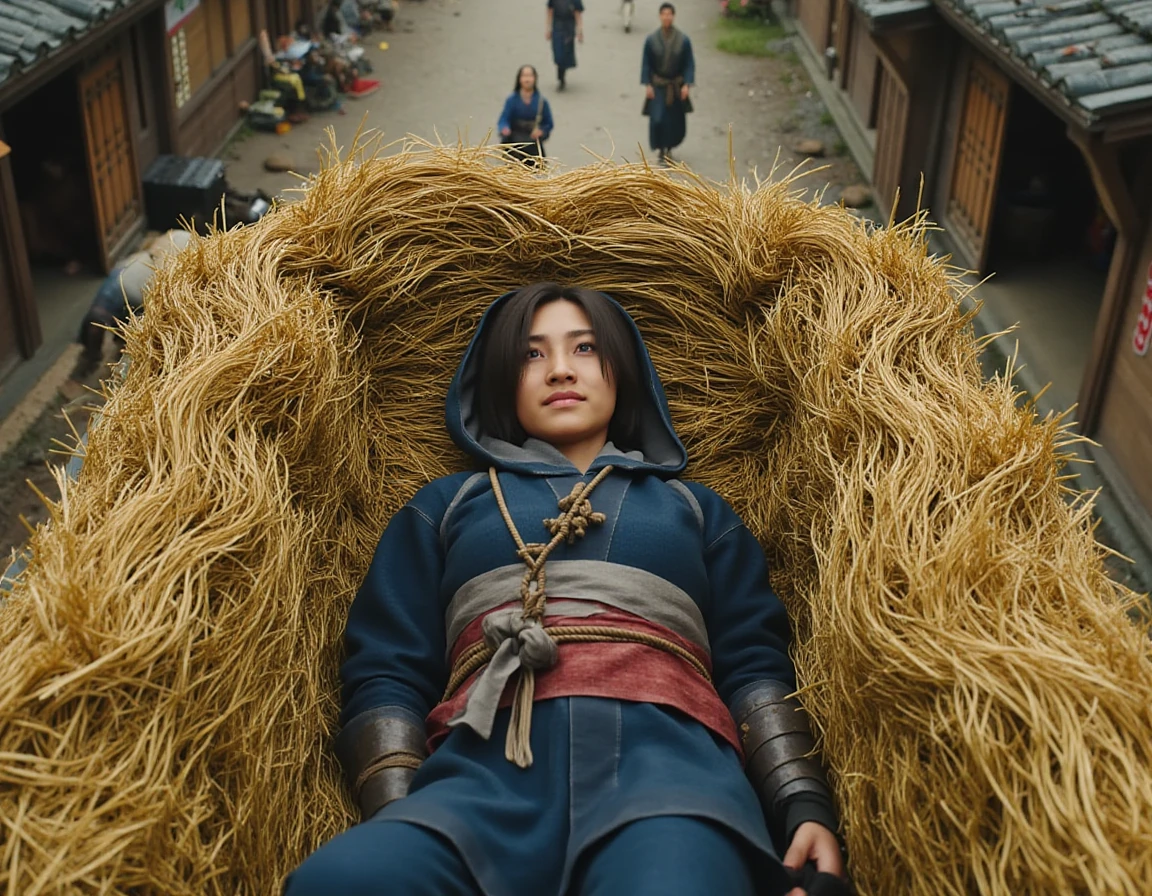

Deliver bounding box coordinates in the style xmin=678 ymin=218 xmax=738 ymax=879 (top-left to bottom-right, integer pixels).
xmin=1 ymin=142 xmax=1149 ymax=894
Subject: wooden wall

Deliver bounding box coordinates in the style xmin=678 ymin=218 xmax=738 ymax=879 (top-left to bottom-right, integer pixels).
xmin=1094 ymin=213 xmax=1152 ymax=512
xmin=166 ymin=1 xmax=260 ymax=158
xmin=870 ymin=25 xmax=956 ymax=222
xmin=797 ymin=0 xmax=834 ymax=53
xmin=175 ymin=51 xmax=259 ymax=157
xmin=872 ymin=62 xmax=908 ymax=219
xmin=846 ymin=27 xmax=879 ymax=127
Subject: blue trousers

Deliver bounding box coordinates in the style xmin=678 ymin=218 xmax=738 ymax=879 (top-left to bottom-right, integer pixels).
xmin=285 ymin=815 xmax=757 ymax=895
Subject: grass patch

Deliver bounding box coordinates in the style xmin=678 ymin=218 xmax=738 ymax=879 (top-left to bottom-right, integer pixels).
xmin=715 ymin=17 xmax=786 ymax=56
xmin=819 ymin=110 xmax=834 ymax=127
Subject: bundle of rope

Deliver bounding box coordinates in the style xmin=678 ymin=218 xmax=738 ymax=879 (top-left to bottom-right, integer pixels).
xmin=0 ymin=138 xmax=1148 ymax=895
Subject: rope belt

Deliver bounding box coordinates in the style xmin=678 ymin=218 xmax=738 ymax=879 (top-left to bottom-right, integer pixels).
xmin=444 ymin=624 xmax=711 ymax=698
xmin=443 ymin=465 xmax=711 ymax=769
xmin=650 ymin=73 xmax=684 ymax=106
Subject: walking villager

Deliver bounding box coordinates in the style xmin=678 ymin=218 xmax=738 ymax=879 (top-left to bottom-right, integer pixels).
xmin=284 ymin=283 xmax=848 ymax=896
xmin=499 ymin=65 xmax=555 ymax=167
xmin=546 ymin=0 xmax=584 ymax=90
xmin=641 ymin=2 xmax=695 ymax=164
xmin=622 ymin=0 xmax=635 ymax=33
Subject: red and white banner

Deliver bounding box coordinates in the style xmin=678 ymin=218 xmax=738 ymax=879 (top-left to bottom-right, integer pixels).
xmin=165 ymin=0 xmax=200 ymax=36
xmin=1134 ymin=262 xmax=1152 ymax=356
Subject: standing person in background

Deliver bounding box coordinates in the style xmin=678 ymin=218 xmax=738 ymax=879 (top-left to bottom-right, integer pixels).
xmin=322 ymin=0 xmax=355 ymax=40
xmin=641 ymin=3 xmax=695 ymax=164
xmin=622 ymin=0 xmax=634 ymax=33
xmin=546 ymin=0 xmax=583 ymax=90
xmin=499 ymin=65 xmax=555 ymax=168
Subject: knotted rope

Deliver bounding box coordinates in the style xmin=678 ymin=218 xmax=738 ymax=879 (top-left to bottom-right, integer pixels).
xmin=444 ymin=464 xmax=714 ymax=768
xmin=487 ymin=465 xmax=612 ymax=767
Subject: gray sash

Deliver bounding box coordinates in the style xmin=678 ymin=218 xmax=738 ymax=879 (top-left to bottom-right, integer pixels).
xmin=443 ymin=560 xmax=710 ymax=740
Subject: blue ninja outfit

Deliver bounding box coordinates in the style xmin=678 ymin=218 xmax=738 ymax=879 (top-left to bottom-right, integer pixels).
xmin=285 ymin=291 xmax=838 ymax=895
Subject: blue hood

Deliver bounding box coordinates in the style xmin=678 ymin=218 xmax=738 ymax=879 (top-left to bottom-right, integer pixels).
xmin=445 ymin=291 xmax=688 ymax=477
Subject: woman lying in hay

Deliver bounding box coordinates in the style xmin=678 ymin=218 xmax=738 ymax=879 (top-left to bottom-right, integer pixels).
xmin=284 ymin=282 xmax=848 ymax=896
xmin=2 ymin=143 xmax=1151 ymax=896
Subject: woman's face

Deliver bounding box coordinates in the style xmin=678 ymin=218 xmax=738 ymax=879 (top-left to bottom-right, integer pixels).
xmin=518 ymin=67 xmax=536 ymax=92
xmin=515 ymin=300 xmax=617 ymax=454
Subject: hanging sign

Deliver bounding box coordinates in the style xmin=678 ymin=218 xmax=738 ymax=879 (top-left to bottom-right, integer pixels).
xmin=165 ymin=0 xmax=200 ymax=35
xmin=1134 ymin=262 xmax=1152 ymax=356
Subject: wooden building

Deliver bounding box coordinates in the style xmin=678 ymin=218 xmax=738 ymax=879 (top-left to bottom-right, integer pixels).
xmin=0 ymin=0 xmax=314 ymax=385
xmin=791 ymin=0 xmax=1152 ymax=555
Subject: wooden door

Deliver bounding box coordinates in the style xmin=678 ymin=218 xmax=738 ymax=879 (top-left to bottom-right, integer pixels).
xmin=942 ymin=54 xmax=1011 ymax=273
xmin=873 ymin=61 xmax=910 ymax=221
xmin=78 ymin=45 xmax=143 ymax=273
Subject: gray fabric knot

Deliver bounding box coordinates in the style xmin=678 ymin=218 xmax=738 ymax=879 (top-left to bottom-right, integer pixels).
xmin=446 ymin=609 xmax=558 ymax=741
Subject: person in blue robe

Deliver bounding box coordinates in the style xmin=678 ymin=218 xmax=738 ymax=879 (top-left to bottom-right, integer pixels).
xmin=498 ymin=65 xmax=554 ymax=167
xmin=546 ymin=0 xmax=583 ymax=90
xmin=641 ymin=3 xmax=695 ymax=163
xmin=284 ymin=283 xmax=849 ymax=895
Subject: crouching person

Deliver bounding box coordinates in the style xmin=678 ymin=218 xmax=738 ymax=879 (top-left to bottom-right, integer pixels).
xmin=74 ymin=230 xmax=192 ymax=377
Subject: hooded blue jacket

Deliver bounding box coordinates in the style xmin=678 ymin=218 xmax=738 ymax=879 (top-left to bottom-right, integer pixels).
xmin=336 ymin=291 xmax=834 ymax=895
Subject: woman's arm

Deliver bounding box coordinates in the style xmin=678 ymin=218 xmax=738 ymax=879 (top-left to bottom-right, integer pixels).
xmin=685 ymin=483 xmax=842 ymax=875
xmin=538 ymin=98 xmax=554 ymax=139
xmin=337 ymin=489 xmax=449 ymax=819
xmin=641 ymin=38 xmax=654 ymax=98
xmin=546 ymin=2 xmax=553 ymax=40
xmin=498 ymin=95 xmax=515 ymax=136
xmin=574 ymin=8 xmax=584 ymax=41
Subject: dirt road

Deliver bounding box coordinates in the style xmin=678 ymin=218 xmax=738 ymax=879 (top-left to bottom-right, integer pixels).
xmin=2 ymin=0 xmax=863 ymax=568
xmin=225 ymin=0 xmax=860 ymax=197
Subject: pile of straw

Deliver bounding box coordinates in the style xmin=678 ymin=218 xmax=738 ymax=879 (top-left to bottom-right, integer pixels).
xmin=2 ymin=141 xmax=1149 ymax=895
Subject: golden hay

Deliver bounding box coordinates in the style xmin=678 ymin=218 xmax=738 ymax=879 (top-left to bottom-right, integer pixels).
xmin=2 ymin=141 xmax=1150 ymax=895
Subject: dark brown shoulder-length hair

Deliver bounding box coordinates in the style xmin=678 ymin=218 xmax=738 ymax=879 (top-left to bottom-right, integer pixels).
xmin=476 ymin=283 xmax=645 ymax=449
xmin=514 ymin=64 xmax=539 ymax=93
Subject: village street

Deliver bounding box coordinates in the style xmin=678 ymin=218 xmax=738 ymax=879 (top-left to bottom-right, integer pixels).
xmin=1 ymin=0 xmax=867 ymax=570
xmin=224 ymin=0 xmax=863 ymax=201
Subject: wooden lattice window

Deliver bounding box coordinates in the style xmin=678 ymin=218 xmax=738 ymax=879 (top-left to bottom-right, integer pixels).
xmin=170 ymin=29 xmax=191 ymax=107
xmin=79 ymin=48 xmax=142 ymax=269
xmin=944 ymin=55 xmax=1011 ymax=273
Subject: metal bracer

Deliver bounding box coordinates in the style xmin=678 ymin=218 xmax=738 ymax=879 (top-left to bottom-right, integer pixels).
xmin=731 ymin=680 xmax=834 ymax=826
xmin=334 ymin=706 xmax=427 ymax=821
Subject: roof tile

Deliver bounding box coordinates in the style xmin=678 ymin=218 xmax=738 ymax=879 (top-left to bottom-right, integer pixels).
xmin=0 ymin=0 xmax=142 ymax=90
xmin=935 ymin=0 xmax=1152 ymax=118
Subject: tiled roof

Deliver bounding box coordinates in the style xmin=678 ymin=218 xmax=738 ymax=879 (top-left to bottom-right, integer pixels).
xmin=939 ymin=0 xmax=1152 ymax=117
xmin=852 ymin=0 xmax=934 ymax=28
xmin=0 ymin=0 xmax=145 ymax=89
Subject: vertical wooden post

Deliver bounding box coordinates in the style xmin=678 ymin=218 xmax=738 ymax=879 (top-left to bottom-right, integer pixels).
xmin=0 ymin=118 xmax=41 ymax=359
xmin=1070 ymin=129 xmax=1148 ymax=435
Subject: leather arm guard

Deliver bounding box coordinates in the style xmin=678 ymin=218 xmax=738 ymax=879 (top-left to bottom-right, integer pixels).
xmin=334 ymin=707 xmax=427 ymax=821
xmin=732 ymin=680 xmax=837 ymax=841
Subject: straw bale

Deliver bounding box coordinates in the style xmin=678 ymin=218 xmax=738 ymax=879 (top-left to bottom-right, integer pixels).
xmin=2 ymin=140 xmax=1150 ymax=895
